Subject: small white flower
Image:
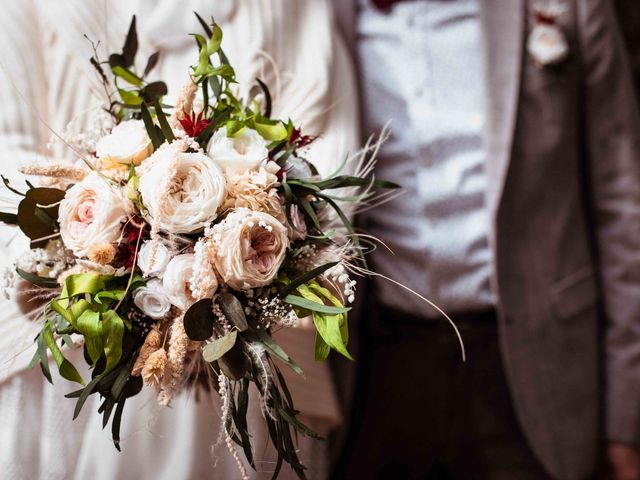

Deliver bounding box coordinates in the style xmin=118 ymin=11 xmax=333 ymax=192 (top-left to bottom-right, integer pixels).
xmin=162 ymin=253 xmax=215 ymax=311
xmin=133 ymin=279 xmax=172 ymax=319
xmin=137 ymin=240 xmax=171 ymax=277
xmin=207 ymin=126 xmax=268 ymax=174
xmin=96 ymin=120 xmax=153 ymax=166
xmin=527 ymin=23 xmax=569 ymax=67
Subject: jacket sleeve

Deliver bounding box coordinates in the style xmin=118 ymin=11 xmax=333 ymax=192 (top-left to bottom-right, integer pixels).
xmin=576 ymin=0 xmax=640 ymax=446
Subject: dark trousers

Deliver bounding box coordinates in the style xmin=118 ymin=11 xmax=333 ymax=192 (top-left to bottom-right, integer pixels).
xmin=334 ymin=307 xmax=550 ymax=480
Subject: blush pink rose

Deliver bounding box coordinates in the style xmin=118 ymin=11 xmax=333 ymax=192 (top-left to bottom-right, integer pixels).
xmin=213 ymin=209 xmax=289 ymax=290
xmin=58 ymin=172 xmax=130 ymax=257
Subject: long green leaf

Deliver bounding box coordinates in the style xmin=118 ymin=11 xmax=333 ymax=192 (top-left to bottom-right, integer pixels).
xmin=101 ymin=310 xmax=125 ymax=374
xmin=283 ymin=294 xmax=350 ymax=315
xmin=154 ymin=100 xmax=175 ymax=142
xmin=277 ymin=262 xmax=338 ymax=298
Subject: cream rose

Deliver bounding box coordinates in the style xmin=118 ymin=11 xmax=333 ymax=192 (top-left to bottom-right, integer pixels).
xmin=138 ymin=145 xmax=226 ymax=234
xmin=207 ymin=126 xmax=268 ymax=173
xmin=133 ymin=279 xmax=172 ymax=319
xmin=137 ymin=240 xmax=171 ymax=277
xmin=213 ymin=209 xmax=289 ymax=290
xmin=96 ymin=120 xmax=153 ymax=166
xmin=58 ymin=172 xmax=130 ymax=258
xmin=162 ymin=253 xmax=216 ymax=311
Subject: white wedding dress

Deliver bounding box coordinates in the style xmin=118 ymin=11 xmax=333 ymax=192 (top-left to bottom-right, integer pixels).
xmin=0 ymin=1 xmax=358 ymax=478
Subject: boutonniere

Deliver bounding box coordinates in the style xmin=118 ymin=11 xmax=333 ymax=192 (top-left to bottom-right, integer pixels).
xmin=527 ymin=1 xmax=570 ymax=68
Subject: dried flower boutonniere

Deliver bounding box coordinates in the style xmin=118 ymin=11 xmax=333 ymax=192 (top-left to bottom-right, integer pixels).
xmin=527 ymin=1 xmax=569 ymax=68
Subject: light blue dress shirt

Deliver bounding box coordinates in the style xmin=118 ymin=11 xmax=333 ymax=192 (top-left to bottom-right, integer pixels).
xmin=358 ymin=0 xmax=496 ymax=317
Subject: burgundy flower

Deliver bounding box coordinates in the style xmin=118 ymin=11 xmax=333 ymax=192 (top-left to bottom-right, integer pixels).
xmin=114 ymin=218 xmax=148 ymax=269
xmin=179 ymin=111 xmax=210 ymax=138
xmin=371 ymin=0 xmax=403 ymax=12
xmin=534 ymin=11 xmax=557 ymax=26
xmin=289 ymin=127 xmax=316 ymax=148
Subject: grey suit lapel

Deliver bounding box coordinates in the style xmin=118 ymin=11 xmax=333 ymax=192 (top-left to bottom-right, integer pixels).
xmin=480 ymin=0 xmax=526 ymax=215
xmin=331 ymin=0 xmax=357 ymax=48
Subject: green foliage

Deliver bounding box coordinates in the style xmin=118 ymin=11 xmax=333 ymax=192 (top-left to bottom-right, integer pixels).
xmin=281 ymin=280 xmax=352 ymax=361
xmin=46 ymin=273 xmax=143 ymax=377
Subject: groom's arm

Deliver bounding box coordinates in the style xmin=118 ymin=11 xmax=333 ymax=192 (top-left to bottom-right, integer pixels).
xmin=576 ymin=0 xmax=640 ymax=449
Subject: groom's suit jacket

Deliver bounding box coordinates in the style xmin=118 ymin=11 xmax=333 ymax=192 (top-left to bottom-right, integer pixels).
xmin=331 ymin=0 xmax=640 ymax=478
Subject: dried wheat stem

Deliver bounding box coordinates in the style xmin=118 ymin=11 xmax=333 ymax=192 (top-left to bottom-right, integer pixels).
xmin=19 ymin=165 xmax=88 ymax=181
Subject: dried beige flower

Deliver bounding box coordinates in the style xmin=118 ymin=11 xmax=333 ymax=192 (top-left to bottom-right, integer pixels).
xmin=158 ymin=315 xmax=188 ymax=405
xmin=87 ymin=243 xmax=116 ymax=265
xmin=223 ymin=166 xmax=283 ymax=217
xmin=19 ymin=165 xmax=89 ymax=182
xmin=141 ymin=348 xmax=167 ymax=388
xmin=132 ymin=326 xmax=162 ymax=376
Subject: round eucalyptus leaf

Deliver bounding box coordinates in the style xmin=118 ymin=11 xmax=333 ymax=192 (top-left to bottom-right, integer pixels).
xmin=217 ymin=293 xmax=248 ymax=332
xmin=202 ymin=330 xmax=237 ymax=363
xmin=183 ymin=298 xmax=215 ymax=341
xmin=218 ymin=341 xmax=249 ymax=381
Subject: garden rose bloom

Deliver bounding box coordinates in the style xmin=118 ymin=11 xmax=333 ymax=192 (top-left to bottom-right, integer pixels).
xmin=162 ymin=253 xmax=215 ymax=311
xmin=133 ymin=279 xmax=172 ymax=319
xmin=137 ymin=240 xmax=172 ymax=277
xmin=213 ymin=209 xmax=289 ymax=290
xmin=58 ymin=172 xmax=130 ymax=258
xmin=138 ymin=145 xmax=226 ymax=234
xmin=96 ymin=120 xmax=153 ymax=166
xmin=207 ymin=126 xmax=268 ymax=173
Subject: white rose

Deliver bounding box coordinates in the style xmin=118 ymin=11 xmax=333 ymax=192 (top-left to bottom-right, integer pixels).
xmin=527 ymin=24 xmax=569 ymax=67
xmin=207 ymin=126 xmax=268 ymax=174
xmin=96 ymin=120 xmax=153 ymax=166
xmin=163 ymin=253 xmax=212 ymax=311
xmin=133 ymin=279 xmax=172 ymax=319
xmin=138 ymin=145 xmax=226 ymax=234
xmin=59 ymin=172 xmax=130 ymax=258
xmin=137 ymin=240 xmax=171 ymax=277
xmin=213 ymin=209 xmax=289 ymax=290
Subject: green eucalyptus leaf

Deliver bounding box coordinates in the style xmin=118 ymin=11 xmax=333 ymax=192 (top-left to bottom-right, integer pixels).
xmin=183 ymin=298 xmax=215 ymax=341
xmin=202 ymin=330 xmax=237 ymax=362
xmin=217 ymin=293 xmax=248 ymax=332
xmin=140 ymin=82 xmax=168 ymax=103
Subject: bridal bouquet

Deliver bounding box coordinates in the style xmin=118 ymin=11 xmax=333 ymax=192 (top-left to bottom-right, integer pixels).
xmin=0 ymin=15 xmax=398 ymax=478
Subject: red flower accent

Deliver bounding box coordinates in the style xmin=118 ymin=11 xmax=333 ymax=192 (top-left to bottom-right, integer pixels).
xmin=179 ymin=111 xmax=210 ymax=138
xmin=535 ymin=11 xmax=557 ymax=25
xmin=114 ymin=218 xmax=148 ymax=269
xmin=289 ymin=127 xmax=316 ymax=148
xmin=371 ymin=0 xmax=402 ymax=12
